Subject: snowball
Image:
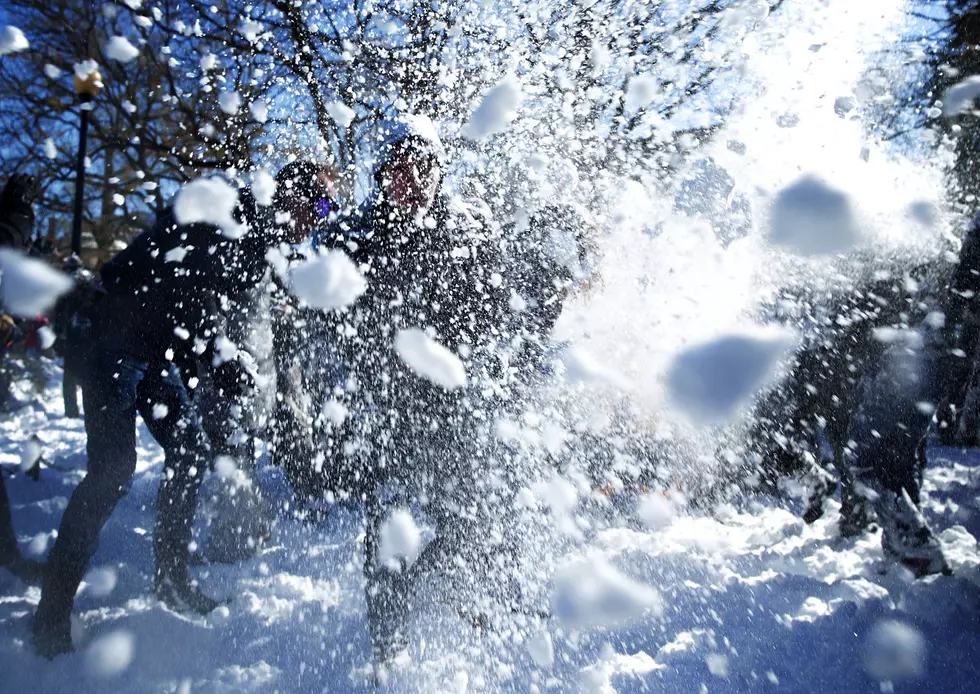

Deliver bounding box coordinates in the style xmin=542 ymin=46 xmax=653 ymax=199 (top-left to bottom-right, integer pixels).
xmin=112 ymin=193 xmax=125 ymax=206
xmin=44 ymin=64 xmax=62 ymax=79
xmin=322 ymin=398 xmax=348 ymax=427
xmin=212 ymin=335 xmax=238 ymax=365
xmin=462 ymin=74 xmax=522 ymax=140
xmin=0 ymin=26 xmax=29 ymax=56
xmin=527 ymin=629 xmax=555 ymax=668
xmin=666 ymin=327 xmax=796 ymax=422
xmin=239 ymin=20 xmax=264 ymax=42
xmin=73 ymin=59 xmax=100 ymax=81
xmin=250 ymin=100 xmax=269 ymax=123
xmin=43 ymin=138 xmax=57 ymax=159
xmin=706 ymin=653 xmax=729 ymax=678
xmin=151 ymin=403 xmax=169 ymax=420
xmin=164 ymin=246 xmax=188 ymax=263
xmin=173 ymin=177 xmax=244 ymax=239
xmin=200 ymin=53 xmax=217 ymax=72
xmin=218 ymin=90 xmax=241 ymax=116
xmin=325 ymin=101 xmax=356 ymax=128
xmin=0 ymin=248 xmax=74 ymax=318
xmin=378 ymin=508 xmax=421 ymax=569
xmin=561 ymin=346 xmax=621 ymax=386
xmin=19 ymin=437 xmax=41 ymax=474
xmin=863 ymin=620 xmax=926 ymax=681
xmin=134 ymin=15 xmax=152 ymax=28
xmin=28 ymin=532 xmax=48 ymax=556
xmin=214 ymin=455 xmax=237 ymax=479
xmin=289 ymin=251 xmax=366 ymax=311
xmin=624 ymin=73 xmax=657 ymax=113
xmin=552 ymin=558 xmax=663 ymax=628
xmin=943 ymin=75 xmax=980 ymax=117
xmin=84 ymin=566 xmax=118 ymax=598
xmin=637 ymin=492 xmax=674 ymax=529
xmin=85 ymin=629 xmax=136 ymax=678
xmin=768 ymin=175 xmax=860 ymax=256
xmin=251 ymin=168 xmax=276 ymax=206
xmin=120 ymin=0 xmax=143 ymax=9
xmin=105 ymin=36 xmax=140 ymax=63
xmin=394 ymin=328 xmax=467 ymax=389
xmin=122 ymin=100 xmax=137 ymax=114
xmin=38 ymin=325 xmax=56 ymax=350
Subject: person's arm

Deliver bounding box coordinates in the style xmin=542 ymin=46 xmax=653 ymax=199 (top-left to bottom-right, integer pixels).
xmin=0 ymin=174 xmax=39 ymax=251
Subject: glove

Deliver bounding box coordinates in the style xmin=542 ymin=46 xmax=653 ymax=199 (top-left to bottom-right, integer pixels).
xmin=1 ymin=173 xmax=41 ymax=208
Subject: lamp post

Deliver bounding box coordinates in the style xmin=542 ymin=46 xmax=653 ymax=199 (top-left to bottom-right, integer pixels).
xmin=69 ymin=66 xmax=103 ymax=260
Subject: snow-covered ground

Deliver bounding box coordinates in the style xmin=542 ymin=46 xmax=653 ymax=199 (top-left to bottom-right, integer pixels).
xmin=1 ymin=362 xmax=978 ymax=693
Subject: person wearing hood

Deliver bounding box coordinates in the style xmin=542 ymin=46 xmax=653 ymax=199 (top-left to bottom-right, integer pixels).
xmin=315 ymin=115 xmax=510 ymax=664
xmin=32 ymin=162 xmax=333 ymax=658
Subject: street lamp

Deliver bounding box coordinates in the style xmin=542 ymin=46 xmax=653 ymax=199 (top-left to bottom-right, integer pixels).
xmin=69 ymin=66 xmax=103 ymax=259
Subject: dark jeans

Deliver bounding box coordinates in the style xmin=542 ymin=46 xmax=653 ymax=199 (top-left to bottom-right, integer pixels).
xmin=849 ymin=333 xmax=940 ymax=505
xmin=0 ymin=472 xmax=18 ymax=564
xmin=37 ymin=344 xmax=210 ymax=623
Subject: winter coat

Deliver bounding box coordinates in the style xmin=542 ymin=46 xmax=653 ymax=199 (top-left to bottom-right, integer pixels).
xmin=0 ymin=174 xmax=38 ymax=251
xmin=98 ymin=189 xmax=282 ymax=366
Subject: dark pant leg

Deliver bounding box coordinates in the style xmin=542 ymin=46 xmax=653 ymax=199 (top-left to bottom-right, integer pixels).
xmin=37 ymin=350 xmax=144 ymax=623
xmin=62 ymin=360 xmax=81 ymax=418
xmin=0 ymin=472 xmax=19 ymax=565
xmin=138 ymin=363 xmax=210 ymax=584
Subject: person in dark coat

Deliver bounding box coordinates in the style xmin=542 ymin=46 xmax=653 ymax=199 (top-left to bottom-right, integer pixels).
xmin=0 ymin=171 xmax=44 ymax=583
xmin=32 ymin=163 xmax=333 ymax=658
xmin=315 ymin=115 xmax=511 ymax=664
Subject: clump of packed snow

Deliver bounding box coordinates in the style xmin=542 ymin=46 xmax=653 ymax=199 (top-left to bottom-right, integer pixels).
xmin=218 ymin=91 xmax=241 ymax=116
xmin=942 ymin=75 xmax=980 ymax=117
xmin=288 ymin=250 xmax=366 ymax=311
xmin=0 ymin=26 xmax=29 ymax=56
xmin=251 ymin=168 xmax=276 ymax=206
xmin=624 ymin=73 xmax=657 ymax=113
xmin=250 ymin=100 xmax=269 ymax=124
xmin=462 ymin=75 xmax=521 ymax=140
xmin=393 ymin=328 xmax=467 ymax=389
xmin=768 ymin=175 xmax=860 ymax=256
xmin=0 ymin=249 xmax=74 ymax=317
xmin=666 ymin=327 xmax=796 ymax=422
xmin=863 ymin=619 xmax=927 ymax=682
xmin=37 ymin=324 xmax=56 ymax=350
xmin=325 ymin=101 xmax=356 ymax=128
xmin=43 ymin=138 xmax=57 ymax=160
xmin=172 ymin=177 xmax=244 ymax=239
xmin=379 ymin=508 xmax=422 ymax=569
xmin=552 ymin=558 xmax=664 ymax=629
xmin=85 ymin=629 xmax=136 ymax=678
xmin=105 ymin=36 xmax=140 ymax=63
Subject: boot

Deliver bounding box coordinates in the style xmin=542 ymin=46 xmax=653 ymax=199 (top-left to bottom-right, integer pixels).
xmin=839 ymin=487 xmax=875 ymax=538
xmin=154 ymin=571 xmax=221 ymax=615
xmin=802 ymin=465 xmax=836 ymax=524
xmin=879 ymin=489 xmax=952 ymax=578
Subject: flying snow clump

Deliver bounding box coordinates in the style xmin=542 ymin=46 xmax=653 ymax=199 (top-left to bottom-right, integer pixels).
xmin=85 ymin=629 xmax=136 ymax=678
xmin=38 ymin=325 xmax=56 ymax=349
xmin=0 ymin=249 xmax=74 ymax=317
xmin=666 ymin=327 xmax=796 ymax=422
xmin=943 ymin=75 xmax=980 ymax=117
xmin=325 ymin=101 xmax=356 ymax=128
xmin=768 ymin=175 xmax=860 ymax=256
xmin=43 ymin=64 xmax=62 ymax=79
xmin=251 ymin=168 xmax=276 ymax=206
xmin=105 ymin=36 xmax=140 ymax=63
xmin=250 ymin=100 xmax=269 ymax=123
xmin=624 ymin=73 xmax=658 ymax=113
xmin=20 ymin=437 xmax=41 ymax=474
xmin=378 ymin=508 xmax=421 ymax=570
xmin=173 ymin=177 xmax=244 ymax=239
xmin=43 ymin=138 xmax=57 ymax=159
xmin=289 ymin=251 xmax=366 ymax=311
xmin=863 ymin=620 xmax=926 ymax=682
xmin=552 ymin=558 xmax=664 ymax=628
xmin=394 ymin=328 xmax=467 ymax=389
xmin=218 ymin=90 xmax=241 ymax=116
xmin=0 ymin=26 xmax=29 ymax=56
xmin=462 ymin=74 xmax=522 ymax=140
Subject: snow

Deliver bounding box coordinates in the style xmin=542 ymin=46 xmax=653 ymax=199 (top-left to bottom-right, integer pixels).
xmin=462 ymin=75 xmax=521 ymax=140
xmin=218 ymin=91 xmax=241 ymax=116
xmin=0 ymin=249 xmax=74 ymax=318
xmin=863 ymin=620 xmax=927 ymax=682
xmin=325 ymin=101 xmax=356 ymax=128
xmin=151 ymin=403 xmax=169 ymax=420
xmin=250 ymin=168 xmax=276 ymax=206
xmin=393 ymin=328 xmax=467 ymax=389
xmin=172 ymin=177 xmax=245 ymax=239
xmin=637 ymin=491 xmax=675 ymax=530
xmin=943 ymin=75 xmax=980 ymax=117
xmin=249 ymin=100 xmax=269 ymax=124
xmin=624 ymin=73 xmax=657 ymax=113
xmin=0 ymin=26 xmax=29 ymax=56
xmin=73 ymin=60 xmax=100 ymax=81
xmin=288 ymin=251 xmax=366 ymax=311
xmin=552 ymin=558 xmax=664 ymax=629
xmin=560 ymin=346 xmax=622 ymax=386
xmin=666 ymin=327 xmax=796 ymax=422
xmin=37 ymin=325 xmax=56 ymax=350
xmin=239 ymin=20 xmax=264 ymax=43
xmin=19 ymin=437 xmax=41 ymax=474
xmin=768 ymin=175 xmax=860 ymax=256
xmin=378 ymin=508 xmax=422 ymax=569
xmin=43 ymin=138 xmax=57 ymax=160
xmin=43 ymin=64 xmax=61 ymax=80
xmin=105 ymin=36 xmax=140 ymax=63
xmin=85 ymin=629 xmax=136 ymax=678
